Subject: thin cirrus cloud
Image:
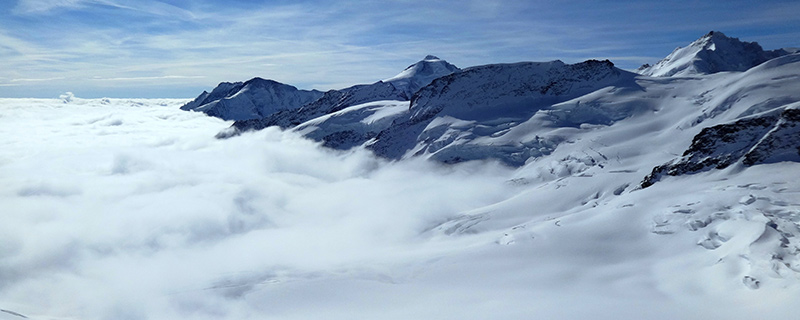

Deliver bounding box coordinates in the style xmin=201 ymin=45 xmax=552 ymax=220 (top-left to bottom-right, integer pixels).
xmin=13 ymin=0 xmax=196 ymax=19
xmin=1 ymin=0 xmax=799 ymax=98
xmin=89 ymin=75 xmax=206 ymax=82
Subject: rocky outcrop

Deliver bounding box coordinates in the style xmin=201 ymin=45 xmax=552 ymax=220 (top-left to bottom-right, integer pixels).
xmin=641 ymin=107 xmax=800 ymax=188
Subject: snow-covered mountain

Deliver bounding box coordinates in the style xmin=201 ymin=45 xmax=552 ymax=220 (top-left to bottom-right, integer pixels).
xmin=180 ymin=77 xmax=324 ymax=121
xmin=208 ymin=56 xmax=459 ymax=137
xmin=383 ymin=55 xmax=461 ymax=97
xmin=366 ymin=59 xmax=632 ymax=164
xmin=222 ymin=81 xmax=408 ymax=137
xmin=186 ymin=33 xmax=800 ymax=178
xmin=202 ymin=32 xmax=800 ymax=171
xmin=637 ymin=31 xmax=792 ymax=77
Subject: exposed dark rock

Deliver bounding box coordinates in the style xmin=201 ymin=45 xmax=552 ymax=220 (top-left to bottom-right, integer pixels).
xmin=642 ymin=107 xmax=800 ymax=188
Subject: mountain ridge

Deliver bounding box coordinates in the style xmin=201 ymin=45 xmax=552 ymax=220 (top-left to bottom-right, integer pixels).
xmin=180 ymin=77 xmax=323 ymax=121
xmin=184 ymin=32 xmax=800 ymax=176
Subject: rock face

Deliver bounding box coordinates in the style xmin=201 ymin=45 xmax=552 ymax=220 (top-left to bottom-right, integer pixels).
xmin=641 ymin=107 xmax=800 ymax=188
xmin=638 ymin=31 xmax=791 ymax=77
xmin=180 ymin=78 xmax=323 ymax=121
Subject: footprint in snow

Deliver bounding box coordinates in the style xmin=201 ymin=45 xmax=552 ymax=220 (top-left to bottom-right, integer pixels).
xmin=685 ymin=217 xmax=712 ymax=231
xmin=739 ymin=195 xmax=757 ymax=205
xmin=698 ymin=231 xmax=728 ymax=250
xmin=743 ymin=276 xmax=760 ymax=289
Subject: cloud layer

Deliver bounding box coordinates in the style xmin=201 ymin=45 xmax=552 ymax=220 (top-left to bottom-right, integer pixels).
xmin=0 ymin=98 xmax=517 ymax=319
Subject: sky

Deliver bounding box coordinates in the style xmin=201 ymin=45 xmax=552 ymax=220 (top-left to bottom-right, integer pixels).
xmin=1 ymin=0 xmax=799 ymax=98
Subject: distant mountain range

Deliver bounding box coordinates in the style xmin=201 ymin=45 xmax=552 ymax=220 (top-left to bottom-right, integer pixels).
xmin=183 ymin=31 xmax=800 ymax=182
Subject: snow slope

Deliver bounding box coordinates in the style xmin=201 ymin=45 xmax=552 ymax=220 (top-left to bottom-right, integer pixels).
xmin=291 ymin=100 xmax=410 ymax=150
xmin=180 ymin=77 xmax=323 ymax=121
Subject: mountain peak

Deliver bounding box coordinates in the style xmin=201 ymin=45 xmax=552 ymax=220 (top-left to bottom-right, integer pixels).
xmin=638 ymin=31 xmax=787 ymax=77
xmin=701 ymin=30 xmax=728 ymax=40
xmin=383 ymin=56 xmax=461 ymax=96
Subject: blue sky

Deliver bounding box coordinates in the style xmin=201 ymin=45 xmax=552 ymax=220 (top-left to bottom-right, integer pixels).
xmin=1 ymin=0 xmax=799 ymax=98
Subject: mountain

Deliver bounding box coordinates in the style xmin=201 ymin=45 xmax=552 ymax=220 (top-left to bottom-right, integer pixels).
xmin=218 ymin=56 xmax=460 ymax=137
xmin=180 ymin=77 xmax=323 ymax=121
xmin=196 ymin=33 xmax=800 ymax=175
xmin=382 ymin=55 xmax=461 ymax=97
xmin=222 ymin=81 xmax=408 ymax=137
xmin=637 ymin=31 xmax=792 ymax=77
xmin=366 ymin=59 xmax=633 ymax=165
xmin=191 ymin=33 xmax=800 ymax=171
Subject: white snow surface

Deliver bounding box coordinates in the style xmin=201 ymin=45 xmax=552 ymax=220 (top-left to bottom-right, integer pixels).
xmin=1 ymin=95 xmax=799 ymax=319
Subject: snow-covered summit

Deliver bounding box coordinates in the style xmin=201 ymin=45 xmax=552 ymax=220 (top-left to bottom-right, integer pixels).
xmin=180 ymin=77 xmax=323 ymax=121
xmin=638 ymin=31 xmax=790 ymax=77
xmin=383 ymin=55 xmax=461 ymax=96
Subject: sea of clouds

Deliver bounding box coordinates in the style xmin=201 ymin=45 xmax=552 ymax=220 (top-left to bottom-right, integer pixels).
xmin=0 ymin=97 xmax=520 ymax=319
xmin=2 ymin=97 xmax=799 ymax=320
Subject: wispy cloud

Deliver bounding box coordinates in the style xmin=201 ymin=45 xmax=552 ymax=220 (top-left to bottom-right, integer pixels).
xmin=12 ymin=0 xmax=88 ymax=14
xmin=13 ymin=0 xmax=196 ymax=19
xmin=2 ymin=0 xmax=799 ymax=97
xmin=11 ymin=77 xmax=65 ymax=82
xmin=90 ymin=75 xmax=206 ymax=82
